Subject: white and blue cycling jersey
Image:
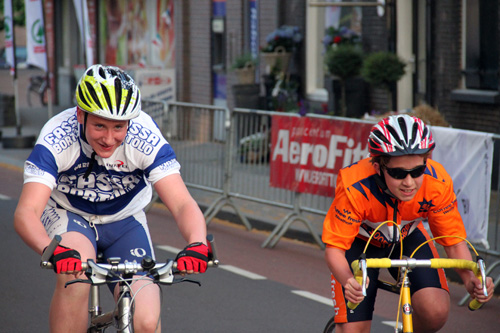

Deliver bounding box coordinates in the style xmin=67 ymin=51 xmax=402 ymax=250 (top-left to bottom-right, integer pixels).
xmin=23 ymin=107 xmax=181 ymax=224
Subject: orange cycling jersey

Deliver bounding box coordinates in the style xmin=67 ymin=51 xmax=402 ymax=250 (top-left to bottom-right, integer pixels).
xmin=322 ymin=158 xmax=466 ymax=251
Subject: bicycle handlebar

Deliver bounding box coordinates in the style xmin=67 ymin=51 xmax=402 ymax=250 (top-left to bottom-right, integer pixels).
xmin=347 ymin=257 xmax=486 ymax=311
xmin=40 ymin=234 xmax=219 ymax=285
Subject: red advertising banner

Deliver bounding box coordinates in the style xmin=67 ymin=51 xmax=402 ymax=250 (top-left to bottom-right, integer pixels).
xmin=270 ymin=116 xmax=373 ymax=197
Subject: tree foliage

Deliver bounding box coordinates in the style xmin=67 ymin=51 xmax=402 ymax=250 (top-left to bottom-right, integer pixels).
xmin=0 ymin=0 xmax=26 ymax=31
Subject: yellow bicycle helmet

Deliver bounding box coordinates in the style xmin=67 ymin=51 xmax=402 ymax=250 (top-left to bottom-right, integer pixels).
xmin=76 ymin=64 xmax=141 ymax=120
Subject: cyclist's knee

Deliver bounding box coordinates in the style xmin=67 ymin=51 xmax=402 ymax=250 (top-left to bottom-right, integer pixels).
xmin=412 ymin=288 xmax=450 ymax=332
xmin=413 ymin=313 xmax=448 ymax=332
xmin=134 ymin=315 xmax=161 ymax=333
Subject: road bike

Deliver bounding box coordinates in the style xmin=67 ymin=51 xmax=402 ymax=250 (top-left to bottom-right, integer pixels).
xmin=41 ymin=234 xmax=219 ymax=333
xmin=27 ymin=74 xmax=48 ymax=107
xmin=323 ymin=222 xmax=488 ymax=333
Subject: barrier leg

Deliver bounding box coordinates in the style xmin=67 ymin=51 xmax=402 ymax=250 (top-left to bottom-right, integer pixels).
xmin=261 ymin=211 xmax=296 ymax=248
xmin=268 ymin=215 xmax=325 ymax=249
xmin=204 ymin=196 xmax=253 ymax=231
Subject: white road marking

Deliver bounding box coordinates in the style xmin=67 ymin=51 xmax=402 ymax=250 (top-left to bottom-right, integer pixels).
xmin=156 ymin=245 xmax=182 ymax=254
xmin=0 ymin=194 xmax=10 ymax=200
xmin=381 ymin=321 xmax=402 ymax=330
xmin=291 ymin=290 xmax=332 ymax=306
xmin=219 ymin=264 xmax=267 ymax=280
xmin=157 ymin=244 xmax=328 ymax=306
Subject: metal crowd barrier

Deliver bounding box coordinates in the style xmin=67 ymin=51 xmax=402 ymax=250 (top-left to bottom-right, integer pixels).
xmin=142 ymin=100 xmax=500 ymax=259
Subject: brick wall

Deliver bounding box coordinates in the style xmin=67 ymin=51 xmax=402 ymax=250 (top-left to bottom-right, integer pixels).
xmin=433 ymin=0 xmax=500 ymax=133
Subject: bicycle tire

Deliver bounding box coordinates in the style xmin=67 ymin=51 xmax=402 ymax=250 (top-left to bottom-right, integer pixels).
xmin=40 ymin=87 xmax=48 ymax=106
xmin=323 ymin=316 xmax=336 ymax=333
xmin=27 ymin=85 xmax=36 ymax=107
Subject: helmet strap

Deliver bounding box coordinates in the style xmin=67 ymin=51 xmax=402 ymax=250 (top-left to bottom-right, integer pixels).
xmin=83 ymin=151 xmax=97 ymax=180
xmin=78 ymin=108 xmax=97 ymax=180
xmin=374 ymin=170 xmax=397 ymax=199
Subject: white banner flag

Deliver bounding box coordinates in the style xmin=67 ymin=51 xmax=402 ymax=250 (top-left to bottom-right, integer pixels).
xmin=73 ymin=0 xmax=94 ymax=67
xmin=4 ymin=0 xmax=15 ymax=71
xmin=25 ymin=0 xmax=48 ymax=72
xmin=431 ymin=126 xmax=494 ymax=248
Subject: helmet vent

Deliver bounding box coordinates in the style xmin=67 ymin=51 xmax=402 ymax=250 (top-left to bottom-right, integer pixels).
xmin=114 ymin=78 xmax=122 ymax=115
xmin=77 ymin=85 xmax=91 ymax=108
xmin=374 ymin=130 xmax=391 ymax=145
xmin=386 ymin=126 xmax=403 ymax=146
xmin=85 ymin=82 xmax=102 ymax=109
xmin=100 ymin=83 xmax=113 ymax=114
xmin=411 ymin=122 xmax=419 ymax=145
xmin=123 ymin=89 xmax=133 ymax=114
xmin=397 ymin=117 xmax=408 ymax=143
xmin=98 ymin=67 xmax=106 ymax=79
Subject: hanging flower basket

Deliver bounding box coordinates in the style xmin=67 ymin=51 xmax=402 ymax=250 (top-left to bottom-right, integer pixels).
xmin=233 ymin=62 xmax=256 ymax=84
xmin=260 ymin=46 xmax=291 ymax=73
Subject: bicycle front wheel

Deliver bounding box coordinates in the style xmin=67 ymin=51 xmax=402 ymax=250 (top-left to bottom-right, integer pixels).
xmin=323 ymin=316 xmax=336 ymax=333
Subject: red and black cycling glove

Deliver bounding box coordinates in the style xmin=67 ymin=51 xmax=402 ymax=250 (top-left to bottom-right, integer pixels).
xmin=175 ymin=242 xmax=209 ymax=273
xmin=45 ymin=245 xmax=82 ymax=274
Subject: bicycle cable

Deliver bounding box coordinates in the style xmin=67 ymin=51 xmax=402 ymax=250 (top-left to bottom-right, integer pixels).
xmin=410 ymin=235 xmax=479 ymax=258
xmin=360 ymin=220 xmax=406 ymax=330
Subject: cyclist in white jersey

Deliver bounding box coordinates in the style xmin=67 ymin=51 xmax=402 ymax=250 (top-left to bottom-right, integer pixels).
xmin=14 ymin=64 xmax=209 ymax=332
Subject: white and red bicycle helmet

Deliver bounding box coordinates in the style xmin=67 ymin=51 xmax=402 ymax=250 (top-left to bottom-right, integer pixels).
xmin=368 ymin=114 xmax=435 ymax=157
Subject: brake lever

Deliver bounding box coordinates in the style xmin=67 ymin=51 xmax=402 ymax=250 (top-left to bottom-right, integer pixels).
xmin=477 ymin=257 xmax=488 ymax=297
xmin=360 ymin=258 xmax=367 ymax=297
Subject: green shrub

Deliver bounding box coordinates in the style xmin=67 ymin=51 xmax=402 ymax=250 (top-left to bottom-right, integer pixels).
xmin=231 ymin=53 xmax=257 ymax=70
xmin=361 ymin=51 xmax=406 ymax=89
xmin=324 ymin=45 xmax=363 ymax=80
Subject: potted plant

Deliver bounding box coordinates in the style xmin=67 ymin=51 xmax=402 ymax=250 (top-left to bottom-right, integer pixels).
xmin=231 ymin=53 xmax=257 ymax=84
xmin=260 ymin=25 xmax=302 ymax=74
xmin=361 ymin=51 xmax=406 ymax=111
xmin=324 ymin=44 xmax=364 ymax=117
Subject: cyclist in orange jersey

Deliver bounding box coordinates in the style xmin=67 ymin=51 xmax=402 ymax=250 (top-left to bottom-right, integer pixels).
xmin=322 ymin=114 xmax=494 ymax=333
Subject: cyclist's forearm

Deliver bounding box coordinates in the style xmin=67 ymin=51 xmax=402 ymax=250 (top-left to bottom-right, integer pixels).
xmin=174 ymin=201 xmax=207 ymax=244
xmin=443 ymin=241 xmax=476 ymax=283
xmin=14 ymin=208 xmax=51 ymax=255
xmin=14 ymin=183 xmax=53 ymax=255
xmin=325 ymin=246 xmax=354 ymax=286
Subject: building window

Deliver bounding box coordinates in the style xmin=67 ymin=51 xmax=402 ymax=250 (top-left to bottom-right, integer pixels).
xmin=305 ymin=1 xmax=362 ymax=102
xmin=464 ymin=0 xmax=498 ymax=90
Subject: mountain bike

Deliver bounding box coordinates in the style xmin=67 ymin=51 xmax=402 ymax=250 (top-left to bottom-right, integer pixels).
xmin=323 ymin=223 xmax=488 ymax=333
xmin=41 ymin=234 xmax=219 ymax=333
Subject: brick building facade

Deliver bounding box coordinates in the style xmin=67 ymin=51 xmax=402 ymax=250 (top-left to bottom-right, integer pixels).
xmin=173 ymin=0 xmax=500 ymax=133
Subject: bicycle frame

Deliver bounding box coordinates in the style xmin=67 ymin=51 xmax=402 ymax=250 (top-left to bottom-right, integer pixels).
xmin=41 ymin=234 xmax=219 ymax=333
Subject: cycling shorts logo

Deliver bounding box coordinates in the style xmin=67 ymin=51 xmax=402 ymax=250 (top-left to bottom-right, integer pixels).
xmin=73 ymin=219 xmax=88 ymax=229
xmin=403 ymin=303 xmax=412 ymax=315
xmin=130 ymin=248 xmax=147 ymax=257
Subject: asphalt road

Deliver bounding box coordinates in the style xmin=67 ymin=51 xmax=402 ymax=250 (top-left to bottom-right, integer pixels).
xmin=1 ymin=163 xmax=500 ymax=332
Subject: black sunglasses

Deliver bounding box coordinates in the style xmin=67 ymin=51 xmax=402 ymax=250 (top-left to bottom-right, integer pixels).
xmin=383 ymin=164 xmax=427 ymax=180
